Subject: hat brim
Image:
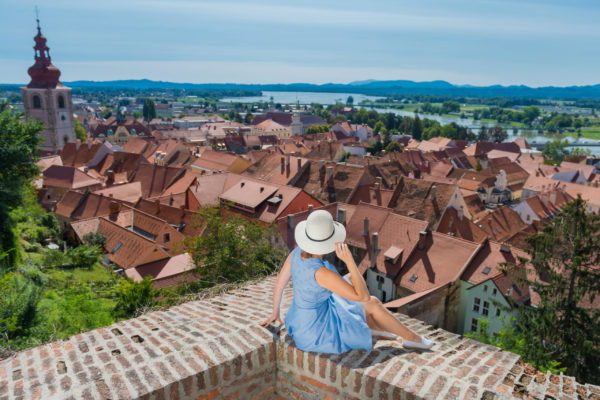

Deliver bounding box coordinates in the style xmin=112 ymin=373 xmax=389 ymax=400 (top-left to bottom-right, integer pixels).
xmin=294 ymin=220 xmax=347 ymax=255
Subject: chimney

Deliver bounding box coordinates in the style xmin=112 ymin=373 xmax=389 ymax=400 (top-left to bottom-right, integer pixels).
xmin=308 ymin=204 xmax=313 ymax=214
xmin=430 ymin=185 xmax=437 ymax=201
xmin=375 ymin=176 xmax=383 ymax=188
xmin=370 ymin=232 xmax=379 ymax=268
xmin=287 ymin=214 xmax=295 ymax=230
xmin=107 ymin=169 xmax=115 ymax=182
xmin=280 ymin=156 xmax=285 ymax=173
xmin=549 ymin=189 xmax=557 ymax=205
xmin=417 ymin=230 xmax=427 ymax=250
xmin=286 ymin=154 xmax=290 ymax=167
xmin=562 ymin=184 xmax=566 ymax=194
xmin=500 ymin=243 xmax=511 ymax=253
xmin=326 ymin=166 xmax=333 ymax=183
xmin=337 ymin=208 xmax=346 ymax=225
xmin=180 ymin=205 xmax=186 ymax=217
xmin=540 ymin=193 xmax=548 ymax=206
xmin=363 ymin=217 xmax=369 ymax=236
xmin=154 ymin=199 xmax=161 ymax=214
xmin=109 ymin=201 xmax=120 ymax=214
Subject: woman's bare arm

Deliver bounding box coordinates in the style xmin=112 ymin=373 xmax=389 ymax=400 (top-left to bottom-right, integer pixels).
xmin=314 ymin=242 xmax=370 ymax=302
xmin=259 ymin=250 xmax=292 ymax=326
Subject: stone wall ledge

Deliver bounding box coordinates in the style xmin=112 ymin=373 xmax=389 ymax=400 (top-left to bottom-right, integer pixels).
xmin=0 ymin=276 xmax=598 ymax=400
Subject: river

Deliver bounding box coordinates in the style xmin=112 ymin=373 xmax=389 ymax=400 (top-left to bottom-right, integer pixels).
xmin=220 ymin=91 xmax=383 ymax=105
xmin=220 ymin=91 xmax=600 ymax=155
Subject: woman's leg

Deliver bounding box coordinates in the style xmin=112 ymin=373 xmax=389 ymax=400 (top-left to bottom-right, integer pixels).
xmin=363 ymin=296 xmax=421 ymax=342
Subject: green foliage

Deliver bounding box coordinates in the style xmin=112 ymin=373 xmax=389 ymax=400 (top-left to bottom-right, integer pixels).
xmin=43 ymin=249 xmax=69 ymax=268
xmin=385 ymin=141 xmax=402 ymax=153
xmin=474 ymin=158 xmax=482 ymax=171
xmin=184 ymin=206 xmax=286 ymax=288
xmin=113 ymin=276 xmax=157 ymax=319
xmin=346 ymin=96 xmax=354 ymax=106
xmin=0 ymin=110 xmax=43 ymax=267
xmin=73 ymin=119 xmax=87 ymax=141
xmin=488 ymin=125 xmax=508 ymax=143
xmin=0 ymin=272 xmax=41 ymax=341
xmin=67 ymin=245 xmax=102 ymax=269
xmin=83 ymin=232 xmax=107 ymax=247
xmin=142 ymin=98 xmax=156 ymax=121
xmin=305 ymin=124 xmax=331 ymax=134
xmin=132 ymin=111 xmax=142 ymax=118
xmin=503 ymin=197 xmax=600 ymax=384
xmin=542 ymin=138 xmax=570 ymax=163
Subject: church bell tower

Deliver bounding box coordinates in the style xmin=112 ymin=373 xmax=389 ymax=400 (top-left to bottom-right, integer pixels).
xmin=21 ymin=19 xmax=75 ymax=153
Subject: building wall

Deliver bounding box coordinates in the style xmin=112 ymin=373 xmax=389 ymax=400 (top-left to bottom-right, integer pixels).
xmin=513 ymin=201 xmax=539 ymax=224
xmin=21 ymin=86 xmax=75 ymax=152
xmin=365 ymin=268 xmax=395 ymax=303
xmin=460 ymin=280 xmax=517 ymax=337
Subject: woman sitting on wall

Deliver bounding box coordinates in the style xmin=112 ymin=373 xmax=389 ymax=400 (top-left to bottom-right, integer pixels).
xmin=260 ymin=210 xmax=433 ymax=353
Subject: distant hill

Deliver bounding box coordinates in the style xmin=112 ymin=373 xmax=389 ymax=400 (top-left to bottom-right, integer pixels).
xmin=4 ymin=79 xmax=600 ymax=98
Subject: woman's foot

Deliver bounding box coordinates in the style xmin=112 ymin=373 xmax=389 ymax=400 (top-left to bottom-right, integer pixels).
xmin=402 ymin=336 xmax=433 ymax=350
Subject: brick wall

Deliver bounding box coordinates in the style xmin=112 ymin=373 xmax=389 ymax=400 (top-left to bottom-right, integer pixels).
xmin=1 ymin=277 xmax=598 ymax=399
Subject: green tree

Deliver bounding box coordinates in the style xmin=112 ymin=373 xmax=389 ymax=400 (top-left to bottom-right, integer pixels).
xmin=113 ymin=276 xmax=157 ymax=319
xmin=503 ymin=197 xmax=600 ymax=384
xmin=244 ymin=110 xmax=254 ymax=124
xmin=542 ymin=139 xmax=570 ymax=164
xmin=385 ymin=141 xmax=402 ymax=153
xmin=184 ymin=206 xmax=285 ymax=288
xmin=67 ymin=245 xmax=102 ymax=269
xmin=83 ymin=232 xmax=107 ymax=247
xmin=142 ymin=98 xmax=156 ymax=121
xmin=522 ymin=105 xmax=541 ymax=125
xmin=474 ymin=158 xmax=482 ymax=171
xmin=488 ymin=126 xmax=507 ymax=143
xmin=411 ymin=115 xmax=423 ymax=140
xmin=0 ymin=272 xmax=41 ymax=342
xmin=0 ymin=110 xmax=43 ymax=268
xmin=346 ymin=96 xmax=354 ymax=106
xmin=73 ymin=119 xmax=87 ymax=142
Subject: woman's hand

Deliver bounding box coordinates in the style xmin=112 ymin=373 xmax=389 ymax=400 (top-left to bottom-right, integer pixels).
xmin=335 ymin=242 xmax=354 ymax=265
xmin=259 ymin=312 xmax=284 ymax=327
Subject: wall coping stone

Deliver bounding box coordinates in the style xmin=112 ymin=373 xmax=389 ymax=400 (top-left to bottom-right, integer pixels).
xmin=0 ymin=276 xmax=597 ymax=399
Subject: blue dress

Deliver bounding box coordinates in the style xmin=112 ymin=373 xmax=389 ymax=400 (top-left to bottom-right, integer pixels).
xmin=284 ymin=247 xmax=373 ymax=353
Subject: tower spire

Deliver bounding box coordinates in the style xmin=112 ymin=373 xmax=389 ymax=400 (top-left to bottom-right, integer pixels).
xmin=35 ymin=6 xmax=40 ymax=32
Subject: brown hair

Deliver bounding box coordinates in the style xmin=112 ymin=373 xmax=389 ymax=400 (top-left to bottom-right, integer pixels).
xmin=301 ymin=250 xmax=318 ymax=259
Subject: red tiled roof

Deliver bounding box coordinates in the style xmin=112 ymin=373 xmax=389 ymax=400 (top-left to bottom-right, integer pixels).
xmin=129 ymin=164 xmax=186 ymax=198
xmin=436 ymin=207 xmax=487 ymax=243
xmin=94 ymin=182 xmax=142 ymax=203
xmin=395 ymin=231 xmax=480 ymax=293
xmin=60 ymin=142 xmax=104 ymax=168
xmin=42 ymin=165 xmax=101 ymax=189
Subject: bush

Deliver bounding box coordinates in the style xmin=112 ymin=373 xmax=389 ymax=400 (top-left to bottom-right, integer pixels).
xmin=43 ymin=249 xmax=69 ymax=268
xmin=67 ymin=245 xmax=102 ymax=269
xmin=82 ymin=232 xmax=107 ymax=247
xmin=113 ymin=276 xmax=158 ymax=319
xmin=0 ymin=272 xmax=41 ymax=341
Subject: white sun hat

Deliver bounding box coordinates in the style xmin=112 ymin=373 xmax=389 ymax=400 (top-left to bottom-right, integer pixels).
xmin=294 ymin=209 xmax=346 ymax=255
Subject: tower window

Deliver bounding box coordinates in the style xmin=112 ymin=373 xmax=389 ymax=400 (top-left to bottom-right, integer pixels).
xmin=61 ymin=115 xmax=66 ymax=121
xmin=58 ymin=95 xmax=65 ymax=109
xmin=33 ymin=95 xmax=41 ymax=109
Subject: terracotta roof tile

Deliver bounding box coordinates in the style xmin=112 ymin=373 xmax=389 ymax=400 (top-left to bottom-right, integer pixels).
xmin=395 ymin=231 xmax=480 ymax=293
xmin=94 ymin=182 xmax=142 ymax=203
xmin=42 ymin=165 xmax=101 ymax=189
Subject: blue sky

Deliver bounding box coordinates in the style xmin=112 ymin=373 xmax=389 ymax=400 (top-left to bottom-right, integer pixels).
xmin=1 ymin=0 xmax=599 ymax=86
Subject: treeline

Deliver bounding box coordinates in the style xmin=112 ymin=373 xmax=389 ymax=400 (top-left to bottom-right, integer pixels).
xmin=375 ymin=94 xmax=545 ymax=107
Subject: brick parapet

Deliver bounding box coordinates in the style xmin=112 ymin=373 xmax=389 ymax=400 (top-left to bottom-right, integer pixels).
xmin=0 ymin=276 xmax=598 ymax=399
